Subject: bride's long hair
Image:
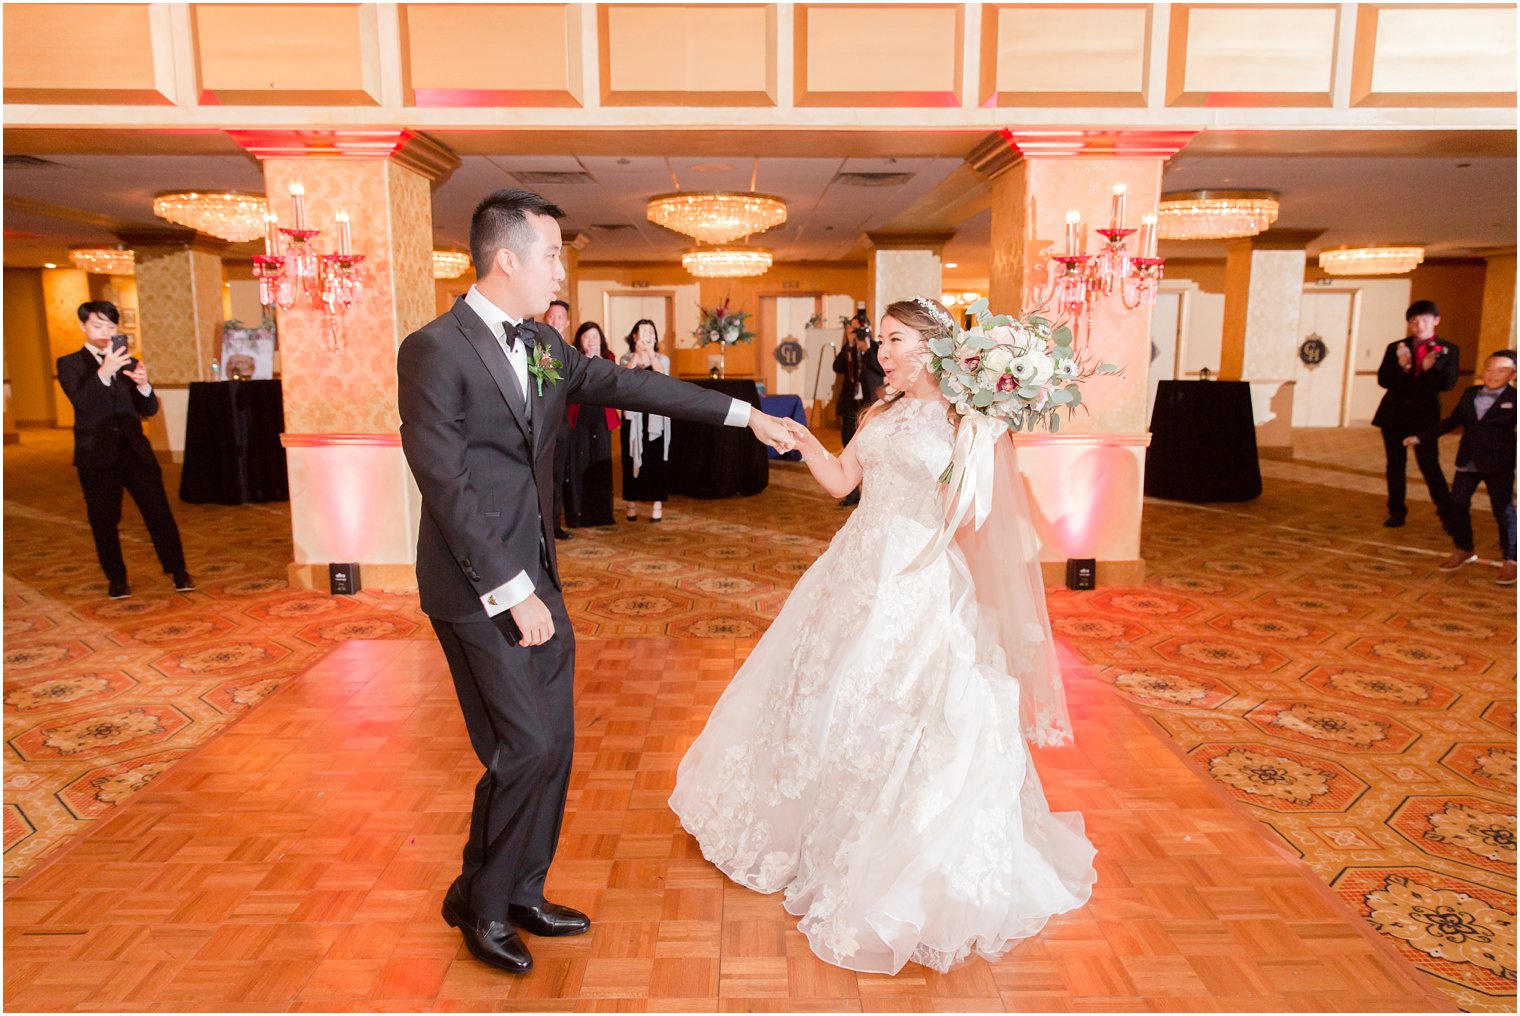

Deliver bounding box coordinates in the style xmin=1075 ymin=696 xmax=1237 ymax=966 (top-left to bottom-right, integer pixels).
xmin=855 ymin=297 xmax=958 ymax=432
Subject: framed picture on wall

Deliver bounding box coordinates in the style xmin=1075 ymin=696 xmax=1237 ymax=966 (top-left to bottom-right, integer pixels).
xmin=120 ymin=308 xmax=137 ymax=328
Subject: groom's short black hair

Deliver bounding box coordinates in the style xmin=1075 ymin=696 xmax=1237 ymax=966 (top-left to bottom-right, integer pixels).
xmin=470 ymin=189 xmax=565 ymax=278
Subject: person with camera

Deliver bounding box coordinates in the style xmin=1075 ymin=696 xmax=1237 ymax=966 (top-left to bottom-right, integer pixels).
xmin=57 ymin=301 xmax=193 ymax=599
xmin=831 ymin=308 xmax=884 ymax=507
xmin=1372 ymin=300 xmax=1460 ymax=529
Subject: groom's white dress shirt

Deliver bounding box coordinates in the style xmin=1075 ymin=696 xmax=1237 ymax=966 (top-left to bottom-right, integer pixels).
xmin=462 ymin=285 xmax=752 ymax=618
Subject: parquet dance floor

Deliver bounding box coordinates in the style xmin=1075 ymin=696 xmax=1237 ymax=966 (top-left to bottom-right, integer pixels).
xmin=4 ymin=637 xmax=1451 ymax=1012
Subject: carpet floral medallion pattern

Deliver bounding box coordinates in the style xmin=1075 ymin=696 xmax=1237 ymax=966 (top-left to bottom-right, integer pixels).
xmin=4 ymin=427 xmax=1515 ymax=1010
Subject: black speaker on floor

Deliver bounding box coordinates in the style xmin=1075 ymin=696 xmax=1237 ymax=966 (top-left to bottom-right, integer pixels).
xmin=329 ymin=562 xmax=362 ymax=596
xmin=1065 ymin=558 xmax=1096 ymax=590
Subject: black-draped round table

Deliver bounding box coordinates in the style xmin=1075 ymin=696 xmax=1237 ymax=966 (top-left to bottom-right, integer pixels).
xmin=179 ymin=379 xmax=289 ymax=504
xmin=1145 ymin=380 xmax=1261 ymax=503
xmin=667 ymin=378 xmax=769 ymax=498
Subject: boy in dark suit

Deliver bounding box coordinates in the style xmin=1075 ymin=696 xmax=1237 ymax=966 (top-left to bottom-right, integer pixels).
xmin=57 ymin=301 xmax=193 ymax=599
xmin=1406 ymin=350 xmax=1517 ymax=584
xmin=1373 ymin=300 xmax=1460 ymax=528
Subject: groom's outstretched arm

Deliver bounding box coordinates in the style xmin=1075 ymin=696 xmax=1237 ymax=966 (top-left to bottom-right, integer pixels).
xmin=558 ymin=339 xmax=796 ymax=451
xmin=398 ymin=329 xmax=531 ymax=598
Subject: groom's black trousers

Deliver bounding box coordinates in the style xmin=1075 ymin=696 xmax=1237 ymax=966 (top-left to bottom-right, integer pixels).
xmin=431 ymin=588 xmax=575 ymax=924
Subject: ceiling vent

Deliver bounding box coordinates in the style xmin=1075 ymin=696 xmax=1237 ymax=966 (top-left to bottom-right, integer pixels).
xmin=511 ymin=171 xmax=595 ymax=186
xmin=3 ymin=155 xmax=65 ymax=169
xmin=834 ymin=172 xmax=915 ymax=188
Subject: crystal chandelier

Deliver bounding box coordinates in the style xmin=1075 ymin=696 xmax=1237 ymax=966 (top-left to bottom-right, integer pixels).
xmin=152 ymin=191 xmax=269 ymax=242
xmin=1157 ymin=190 xmax=1279 ymax=240
xmin=648 ymin=192 xmax=787 ymax=245
xmin=681 ymin=247 xmax=773 ymax=278
xmin=69 ymin=246 xmax=135 ymax=275
xmin=432 ymin=250 xmax=471 ymax=279
xmin=1318 ymin=246 xmax=1425 ymax=276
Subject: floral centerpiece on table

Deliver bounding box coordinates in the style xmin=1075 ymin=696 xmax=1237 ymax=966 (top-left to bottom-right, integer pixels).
xmin=694 ymin=298 xmax=754 ymax=346
xmin=925 ymin=298 xmax=1120 ymax=435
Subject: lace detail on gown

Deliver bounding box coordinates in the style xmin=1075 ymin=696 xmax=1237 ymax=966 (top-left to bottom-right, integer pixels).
xmin=669 ymin=397 xmax=1096 ymax=974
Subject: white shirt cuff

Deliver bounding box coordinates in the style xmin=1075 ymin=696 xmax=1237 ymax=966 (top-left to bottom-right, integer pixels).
xmin=137 ymin=383 xmax=153 ymax=397
xmin=724 ymin=399 xmax=752 ymax=427
xmin=98 ymin=373 xmax=112 ymax=387
xmin=480 ymin=570 xmax=534 ymax=617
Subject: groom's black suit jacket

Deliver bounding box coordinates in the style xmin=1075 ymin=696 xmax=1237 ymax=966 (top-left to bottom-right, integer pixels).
xmin=399 ymin=298 xmax=736 ymax=622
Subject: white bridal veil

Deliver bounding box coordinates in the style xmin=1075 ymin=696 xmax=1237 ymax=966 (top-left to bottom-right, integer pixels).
xmin=905 ymin=413 xmax=1074 ymax=748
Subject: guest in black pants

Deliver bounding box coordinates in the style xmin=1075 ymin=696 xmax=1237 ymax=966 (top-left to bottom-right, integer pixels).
xmin=1406 ymin=350 xmax=1517 ymax=585
xmin=56 ymin=301 xmax=194 ymax=599
xmin=1372 ymin=300 xmax=1460 ymax=528
xmin=563 ymin=322 xmax=618 ymax=527
xmin=543 ymin=300 xmax=574 ymax=540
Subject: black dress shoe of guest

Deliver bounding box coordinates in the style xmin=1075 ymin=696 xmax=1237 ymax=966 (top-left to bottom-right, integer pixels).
xmin=172 ymin=571 xmax=196 ymax=592
xmin=507 ymin=901 xmax=591 ymax=937
xmin=443 ymin=891 xmax=533 ymax=973
xmin=1382 ymin=515 xmax=1405 ymax=528
xmin=554 ymin=527 xmax=574 ymax=540
xmin=108 ymin=579 xmax=131 ymax=600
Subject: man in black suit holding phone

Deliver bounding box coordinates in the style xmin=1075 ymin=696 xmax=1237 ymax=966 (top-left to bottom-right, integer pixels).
xmin=1372 ymin=300 xmax=1461 ymax=528
xmin=57 ymin=301 xmax=193 ymax=599
xmin=397 ymin=190 xmax=797 ymax=974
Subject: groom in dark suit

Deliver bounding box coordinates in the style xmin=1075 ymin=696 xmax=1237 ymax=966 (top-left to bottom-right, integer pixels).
xmin=397 ymin=189 xmax=796 ymax=973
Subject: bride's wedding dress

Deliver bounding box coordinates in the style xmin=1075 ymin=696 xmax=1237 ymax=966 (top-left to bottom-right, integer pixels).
xmin=669 ymin=396 xmax=1096 ymax=975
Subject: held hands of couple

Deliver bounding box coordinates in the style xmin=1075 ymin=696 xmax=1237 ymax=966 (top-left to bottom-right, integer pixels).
xmin=747 ymin=409 xmax=802 ymax=454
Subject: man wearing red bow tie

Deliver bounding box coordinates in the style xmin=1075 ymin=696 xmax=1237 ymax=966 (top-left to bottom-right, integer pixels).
xmin=1372 ymin=300 xmax=1460 ymax=529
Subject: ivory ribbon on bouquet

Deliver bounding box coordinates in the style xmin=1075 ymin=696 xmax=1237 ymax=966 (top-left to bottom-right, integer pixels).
xmin=903 ymin=412 xmax=1001 ymax=574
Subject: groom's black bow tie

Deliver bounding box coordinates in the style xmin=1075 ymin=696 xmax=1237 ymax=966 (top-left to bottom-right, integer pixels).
xmin=503 ymin=322 xmax=536 ymax=351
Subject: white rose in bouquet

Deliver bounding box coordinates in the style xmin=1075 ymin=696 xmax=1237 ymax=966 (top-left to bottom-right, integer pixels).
xmin=980 ymin=345 xmax=1014 ymax=375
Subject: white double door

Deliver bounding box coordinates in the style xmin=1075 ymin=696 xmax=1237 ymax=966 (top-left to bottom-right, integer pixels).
xmin=1292 ymin=290 xmax=1357 ymax=428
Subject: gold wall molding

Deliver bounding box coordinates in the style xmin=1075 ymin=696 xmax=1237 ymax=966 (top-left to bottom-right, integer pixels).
xmin=191 ymin=3 xmax=383 ymax=106
xmin=1351 ymin=4 xmax=1518 ymax=108
xmin=281 ymin=433 xmax=403 ymax=448
xmin=980 ymin=4 xmax=1151 ymax=108
xmin=401 ymin=3 xmax=584 ymax=108
xmin=598 ymin=3 xmax=777 ymax=107
xmin=795 ymin=4 xmax=964 ymax=108
xmin=1 ymin=3 xmax=1513 ymax=128
xmin=1167 ymin=4 xmax=1340 ymax=108
xmin=3 ymin=3 xmax=175 ymax=105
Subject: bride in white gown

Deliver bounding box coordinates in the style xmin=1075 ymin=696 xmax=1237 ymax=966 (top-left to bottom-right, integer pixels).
xmin=669 ymin=297 xmax=1097 ymax=975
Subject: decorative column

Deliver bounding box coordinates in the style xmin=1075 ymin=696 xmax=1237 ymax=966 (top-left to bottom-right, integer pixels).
xmin=972 ymin=129 xmax=1196 ymax=586
xmin=234 ymin=130 xmax=459 ymax=592
xmin=114 ymin=228 xmax=227 ymax=458
xmin=1219 ymin=228 xmax=1323 ymax=459
xmin=40 ymin=267 xmax=91 ymax=429
xmin=864 ymin=232 xmax=953 ymax=329
xmin=560 ymin=231 xmax=587 ymax=331
xmin=1478 ymin=253 xmax=1517 ymax=364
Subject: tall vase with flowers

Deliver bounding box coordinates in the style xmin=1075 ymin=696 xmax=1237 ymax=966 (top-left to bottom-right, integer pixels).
xmin=694 ymin=298 xmax=755 ymax=378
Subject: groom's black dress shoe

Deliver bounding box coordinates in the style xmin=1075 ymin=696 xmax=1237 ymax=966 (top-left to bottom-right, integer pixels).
xmin=508 ymin=901 xmax=591 ymax=937
xmin=443 ymin=884 xmax=533 ymax=973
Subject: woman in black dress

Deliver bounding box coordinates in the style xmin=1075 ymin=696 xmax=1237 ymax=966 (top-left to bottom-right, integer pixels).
xmin=618 ymin=318 xmax=672 ymax=522
xmin=564 ymin=322 xmax=619 ymax=527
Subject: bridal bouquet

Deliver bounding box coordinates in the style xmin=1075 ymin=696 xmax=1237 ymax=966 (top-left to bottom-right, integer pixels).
xmin=926 ymin=299 xmax=1119 ymax=434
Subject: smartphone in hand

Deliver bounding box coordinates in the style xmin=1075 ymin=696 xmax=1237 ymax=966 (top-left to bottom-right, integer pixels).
xmin=110 ymin=334 xmax=129 ymax=355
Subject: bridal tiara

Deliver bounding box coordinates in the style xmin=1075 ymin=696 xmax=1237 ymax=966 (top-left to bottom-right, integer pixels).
xmin=911 ymin=296 xmax=957 ymax=333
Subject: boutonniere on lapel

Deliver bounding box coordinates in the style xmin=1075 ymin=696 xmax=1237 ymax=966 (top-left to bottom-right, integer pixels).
xmin=527 ymin=341 xmax=563 ymax=396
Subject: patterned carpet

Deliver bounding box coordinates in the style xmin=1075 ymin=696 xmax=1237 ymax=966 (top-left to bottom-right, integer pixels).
xmin=4 ymin=425 xmax=1514 ymax=1011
